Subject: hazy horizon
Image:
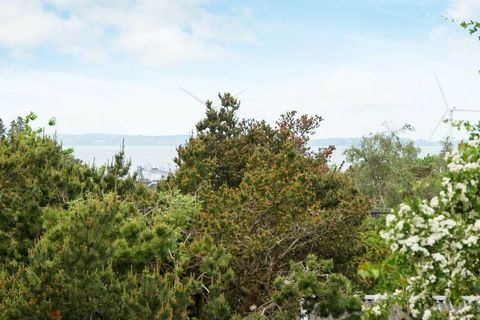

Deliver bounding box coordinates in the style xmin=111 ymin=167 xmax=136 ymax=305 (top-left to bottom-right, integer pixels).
xmin=58 ymin=132 xmax=447 ymax=147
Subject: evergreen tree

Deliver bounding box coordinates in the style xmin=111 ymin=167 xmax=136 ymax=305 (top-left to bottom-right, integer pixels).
xmin=0 ymin=193 xmax=233 ymax=319
xmin=0 ymin=118 xmax=5 ymax=138
xmin=164 ymin=95 xmax=369 ymax=314
xmin=0 ymin=114 xmax=140 ymax=266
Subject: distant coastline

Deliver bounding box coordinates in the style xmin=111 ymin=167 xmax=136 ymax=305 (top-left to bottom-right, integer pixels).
xmin=59 ymin=134 xmax=443 ymax=148
xmin=59 ymin=134 xmax=189 ymax=146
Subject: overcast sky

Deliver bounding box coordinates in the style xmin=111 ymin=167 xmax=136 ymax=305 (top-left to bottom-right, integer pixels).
xmin=1 ymin=0 xmax=480 ymax=140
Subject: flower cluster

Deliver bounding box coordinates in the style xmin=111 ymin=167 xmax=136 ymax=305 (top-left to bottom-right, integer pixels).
xmin=366 ymin=122 xmax=480 ymax=320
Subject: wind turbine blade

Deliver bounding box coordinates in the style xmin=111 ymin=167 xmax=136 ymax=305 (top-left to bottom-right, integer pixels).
xmin=233 ymin=89 xmax=247 ymax=97
xmin=179 ymin=87 xmax=206 ymax=106
xmin=429 ymin=110 xmax=449 ymax=141
xmin=433 ymin=72 xmax=449 ymax=111
xmin=453 ymin=109 xmax=480 ymax=112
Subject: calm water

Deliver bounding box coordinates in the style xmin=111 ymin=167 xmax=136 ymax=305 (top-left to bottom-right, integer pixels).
xmin=68 ymin=145 xmax=443 ymax=170
xmin=68 ymin=145 xmax=178 ymax=171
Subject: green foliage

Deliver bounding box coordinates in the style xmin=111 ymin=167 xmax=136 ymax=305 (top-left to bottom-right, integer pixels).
xmin=460 ymin=20 xmax=480 ymax=39
xmin=169 ymin=95 xmax=325 ymax=194
xmin=345 ymin=125 xmax=445 ymax=208
xmin=4 ymin=105 xmax=456 ymax=318
xmin=0 ymin=115 xmax=92 ymax=264
xmin=460 ymin=20 xmax=480 ymax=72
xmin=355 ymin=216 xmax=390 ymax=291
xmin=267 ymin=254 xmax=362 ymax=319
xmin=163 ymin=97 xmax=370 ymax=314
xmin=0 ymin=119 xmax=5 ymax=138
xmin=0 ymin=193 xmax=232 ymax=319
xmin=0 ymin=115 xmax=142 ymax=266
xmin=0 ymin=114 xmax=236 ymax=319
xmin=170 ymin=94 xmax=274 ymax=192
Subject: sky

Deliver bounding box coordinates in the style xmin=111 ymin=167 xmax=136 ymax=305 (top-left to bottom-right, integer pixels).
xmin=1 ymin=0 xmax=480 ymax=140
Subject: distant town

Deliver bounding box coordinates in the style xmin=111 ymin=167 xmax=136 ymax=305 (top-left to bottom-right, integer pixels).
xmin=135 ymin=165 xmax=171 ymax=188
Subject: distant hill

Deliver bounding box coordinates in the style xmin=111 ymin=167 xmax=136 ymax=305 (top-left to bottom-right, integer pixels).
xmin=310 ymin=138 xmax=362 ymax=146
xmin=60 ymin=134 xmax=443 ymax=147
xmin=59 ymin=134 xmax=189 ymax=146
xmin=310 ymin=137 xmax=441 ymax=147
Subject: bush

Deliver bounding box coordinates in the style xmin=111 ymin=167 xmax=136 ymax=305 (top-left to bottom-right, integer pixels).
xmin=0 ymin=193 xmax=233 ymax=319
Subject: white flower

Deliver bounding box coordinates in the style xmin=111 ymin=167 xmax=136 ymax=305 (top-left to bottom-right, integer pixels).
xmin=399 ymin=203 xmax=411 ymax=214
xmin=385 ymin=214 xmax=396 ymax=226
xmin=380 ymin=230 xmax=392 ymax=241
xmin=430 ymin=196 xmax=439 ymax=208
xmin=412 ymin=215 xmax=426 ymax=229
xmin=410 ymin=307 xmax=420 ymax=318
xmin=395 ymin=220 xmax=405 ymax=232
xmin=419 ymin=203 xmax=434 ymax=216
xmin=472 ymin=220 xmax=480 ymax=231
xmin=441 ymin=177 xmax=451 ymax=187
xmin=403 ymin=235 xmax=420 ymax=245
xmin=422 ymin=309 xmax=432 ymax=320
xmin=456 ymin=182 xmax=467 ymax=192
xmin=426 ymin=233 xmax=443 ymax=246
xmin=463 ymin=236 xmax=478 ymax=246
xmin=379 ymin=125 xmax=480 ymax=319
xmin=371 ymin=305 xmax=382 ymax=316
xmin=443 ymin=219 xmax=456 ymax=229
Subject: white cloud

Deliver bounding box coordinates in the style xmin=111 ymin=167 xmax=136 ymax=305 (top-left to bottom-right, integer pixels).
xmin=0 ymin=0 xmax=254 ymax=65
xmin=446 ymin=0 xmax=480 ymax=20
xmin=0 ymin=69 xmax=215 ymax=135
xmin=2 ymin=18 xmax=480 ymax=141
xmin=1 ymin=42 xmax=480 ymax=141
xmin=1 ymin=0 xmax=480 ymax=142
xmin=236 ymin=22 xmax=480 ymax=141
xmin=0 ymin=1 xmax=61 ymax=47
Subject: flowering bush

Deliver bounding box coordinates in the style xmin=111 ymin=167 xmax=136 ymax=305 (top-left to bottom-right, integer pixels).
xmin=365 ymin=122 xmax=480 ymax=319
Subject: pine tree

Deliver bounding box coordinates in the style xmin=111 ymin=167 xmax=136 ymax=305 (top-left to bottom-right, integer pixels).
xmin=0 ymin=118 xmax=6 ymax=138
xmin=164 ymin=95 xmax=369 ymax=314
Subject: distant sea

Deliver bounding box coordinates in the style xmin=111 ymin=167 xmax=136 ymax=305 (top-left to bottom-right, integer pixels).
xmin=61 ymin=133 xmax=444 ymax=170
xmin=68 ymin=145 xmax=179 ymax=171
xmin=66 ymin=144 xmax=443 ymax=170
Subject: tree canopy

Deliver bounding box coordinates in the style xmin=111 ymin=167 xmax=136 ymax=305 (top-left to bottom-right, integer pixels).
xmin=345 ymin=125 xmax=447 ymax=209
xmin=161 ymin=94 xmax=370 ymax=315
xmin=0 ymin=95 xmax=469 ymax=319
xmin=0 ymin=107 xmax=373 ymax=319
